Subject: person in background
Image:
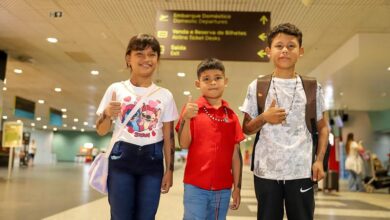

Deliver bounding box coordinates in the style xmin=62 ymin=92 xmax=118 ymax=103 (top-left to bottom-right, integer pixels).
xmin=28 ymin=139 xmax=37 ymax=166
xmin=345 ymin=133 xmax=365 ymax=192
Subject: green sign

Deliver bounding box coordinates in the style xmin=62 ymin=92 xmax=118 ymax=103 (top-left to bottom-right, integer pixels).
xmin=156 ymin=10 xmax=270 ymax=62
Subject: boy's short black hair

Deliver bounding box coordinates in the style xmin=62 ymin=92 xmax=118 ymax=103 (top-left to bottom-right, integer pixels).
xmin=196 ymin=58 xmax=225 ymax=78
xmin=267 ymin=23 xmax=303 ymax=47
xmin=126 ymin=33 xmax=161 ymax=58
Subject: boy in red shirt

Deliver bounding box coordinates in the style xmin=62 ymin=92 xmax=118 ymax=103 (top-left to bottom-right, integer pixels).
xmin=176 ymin=58 xmax=245 ymax=220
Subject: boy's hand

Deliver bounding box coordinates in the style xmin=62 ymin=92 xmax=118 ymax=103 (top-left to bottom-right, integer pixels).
xmin=312 ymin=160 xmax=324 ymax=182
xmin=262 ymin=99 xmax=287 ymax=124
xmin=161 ymin=171 xmax=173 ymax=194
xmin=230 ymin=188 xmax=241 ymax=210
xmin=183 ymin=95 xmax=198 ymax=120
xmin=105 ymin=92 xmax=121 ymax=119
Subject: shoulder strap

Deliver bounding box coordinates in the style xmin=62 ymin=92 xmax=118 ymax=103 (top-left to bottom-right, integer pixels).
xmin=299 ymin=75 xmax=317 ymax=135
xmin=299 ymin=75 xmax=320 ymax=167
xmin=104 ymin=84 xmax=161 ymax=158
xmin=251 ymin=74 xmax=272 ymax=171
xmin=256 ymin=74 xmax=272 ymax=114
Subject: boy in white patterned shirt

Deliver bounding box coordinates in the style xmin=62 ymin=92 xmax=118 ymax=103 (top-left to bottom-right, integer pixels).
xmin=241 ymin=23 xmax=329 ymax=220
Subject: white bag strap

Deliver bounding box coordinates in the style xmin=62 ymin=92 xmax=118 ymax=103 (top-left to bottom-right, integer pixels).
xmin=104 ymin=83 xmax=161 ymax=158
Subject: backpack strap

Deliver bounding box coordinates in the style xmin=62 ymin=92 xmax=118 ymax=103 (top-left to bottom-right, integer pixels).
xmin=299 ymin=75 xmax=319 ymax=166
xmin=251 ymin=74 xmax=272 ymax=171
xmin=299 ymin=75 xmax=317 ymax=135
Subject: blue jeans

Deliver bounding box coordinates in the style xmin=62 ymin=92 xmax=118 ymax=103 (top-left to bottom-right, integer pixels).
xmin=108 ymin=141 xmax=164 ymax=220
xmin=347 ymin=170 xmax=365 ymax=192
xmin=183 ymin=184 xmax=231 ymax=220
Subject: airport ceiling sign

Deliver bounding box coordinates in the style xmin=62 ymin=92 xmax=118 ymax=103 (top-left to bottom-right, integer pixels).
xmin=156 ymin=10 xmax=270 ymax=62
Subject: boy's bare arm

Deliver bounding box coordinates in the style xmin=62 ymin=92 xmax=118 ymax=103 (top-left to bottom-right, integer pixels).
xmin=242 ymin=113 xmax=266 ymax=135
xmin=178 ymin=119 xmax=191 ymax=148
xmin=316 ymin=115 xmax=329 ymax=162
xmin=178 ymin=97 xmax=198 ymax=148
xmin=231 ymin=143 xmax=242 ymax=210
xmin=312 ymin=114 xmax=329 ymax=181
xmin=242 ymin=100 xmax=286 ymax=135
xmin=232 ymin=144 xmax=243 ymax=189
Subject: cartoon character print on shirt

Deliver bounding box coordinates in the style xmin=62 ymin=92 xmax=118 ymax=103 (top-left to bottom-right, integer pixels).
xmin=121 ymin=96 xmax=161 ymax=138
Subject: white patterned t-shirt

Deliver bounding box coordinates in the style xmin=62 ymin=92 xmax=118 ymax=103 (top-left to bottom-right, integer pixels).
xmin=97 ymin=80 xmax=178 ymax=146
xmin=241 ymin=76 xmax=326 ymax=180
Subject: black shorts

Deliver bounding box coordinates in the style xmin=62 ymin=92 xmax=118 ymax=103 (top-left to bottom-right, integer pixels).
xmin=254 ymin=176 xmax=315 ymax=220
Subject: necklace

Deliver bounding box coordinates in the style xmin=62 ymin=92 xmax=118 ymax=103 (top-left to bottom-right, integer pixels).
xmin=271 ymin=74 xmax=298 ymax=118
xmin=203 ymin=106 xmax=229 ymax=123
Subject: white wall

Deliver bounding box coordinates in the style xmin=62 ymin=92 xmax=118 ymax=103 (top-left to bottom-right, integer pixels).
xmin=24 ymin=128 xmax=55 ymax=164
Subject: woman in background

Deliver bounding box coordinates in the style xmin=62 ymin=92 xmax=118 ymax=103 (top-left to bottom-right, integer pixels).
xmin=345 ymin=133 xmax=365 ymax=192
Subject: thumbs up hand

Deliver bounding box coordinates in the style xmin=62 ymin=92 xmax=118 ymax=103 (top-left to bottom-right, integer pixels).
xmin=183 ymin=95 xmax=199 ymax=120
xmin=104 ymin=91 xmax=122 ymax=119
xmin=262 ymin=99 xmax=287 ymax=125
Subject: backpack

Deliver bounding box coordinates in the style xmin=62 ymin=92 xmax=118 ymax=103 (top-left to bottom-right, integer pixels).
xmin=251 ymin=74 xmax=330 ymax=172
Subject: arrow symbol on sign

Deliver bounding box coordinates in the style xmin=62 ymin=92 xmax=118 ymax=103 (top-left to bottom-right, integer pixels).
xmin=258 ymin=33 xmax=267 ymax=41
xmin=260 ymin=15 xmax=268 ymax=25
xmin=257 ymin=50 xmax=267 ymax=58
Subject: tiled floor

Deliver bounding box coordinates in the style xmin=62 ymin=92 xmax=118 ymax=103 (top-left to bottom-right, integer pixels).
xmin=0 ymin=162 xmax=389 ymax=220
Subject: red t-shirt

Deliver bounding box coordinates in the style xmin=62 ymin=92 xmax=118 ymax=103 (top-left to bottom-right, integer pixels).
xmin=175 ymin=96 xmax=245 ymax=190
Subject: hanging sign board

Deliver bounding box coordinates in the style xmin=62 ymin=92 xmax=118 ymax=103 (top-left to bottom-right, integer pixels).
xmin=156 ymin=10 xmax=271 ymax=62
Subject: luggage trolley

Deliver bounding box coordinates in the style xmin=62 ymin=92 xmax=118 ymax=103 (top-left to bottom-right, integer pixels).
xmin=363 ymin=152 xmax=390 ymax=193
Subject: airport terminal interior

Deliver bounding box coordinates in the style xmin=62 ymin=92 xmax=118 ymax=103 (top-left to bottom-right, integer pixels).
xmin=0 ymin=0 xmax=389 ymax=219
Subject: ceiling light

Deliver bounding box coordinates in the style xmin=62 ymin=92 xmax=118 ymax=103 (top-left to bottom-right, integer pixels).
xmin=63 ymin=124 xmax=67 ymax=127
xmin=2 ymin=87 xmax=6 ymax=91
xmin=43 ymin=125 xmax=47 ymax=129
xmin=16 ymin=120 xmax=22 ymax=123
xmin=183 ymin=91 xmax=191 ymax=96
xmin=38 ymin=99 xmax=45 ymax=104
xmin=387 ymin=67 xmax=390 ymax=71
xmin=61 ymin=108 xmax=67 ymax=112
xmin=47 ymin=37 xmax=58 ymax=43
xmin=83 ymin=122 xmax=88 ymax=126
xmin=2 ymin=115 xmax=7 ymax=119
xmin=53 ymin=127 xmax=57 ymax=131
xmin=62 ymin=114 xmax=67 ymax=118
xmin=74 ymin=118 xmax=79 ymax=122
xmin=177 ymin=72 xmax=186 ymax=77
xmin=14 ymin=69 xmax=23 ymax=74
xmin=72 ymin=126 xmax=77 ymax=130
xmin=36 ymin=117 xmax=41 ymax=121
xmin=91 ymin=70 xmax=99 ymax=75
xmin=339 ymin=92 xmax=344 ymax=96
xmin=31 ymin=123 xmax=35 ymax=127
xmin=54 ymin=87 xmax=62 ymax=92
xmin=81 ymin=128 xmax=85 ymax=132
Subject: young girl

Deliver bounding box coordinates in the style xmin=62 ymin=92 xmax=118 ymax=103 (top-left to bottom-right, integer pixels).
xmin=96 ymin=34 xmax=178 ymax=220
